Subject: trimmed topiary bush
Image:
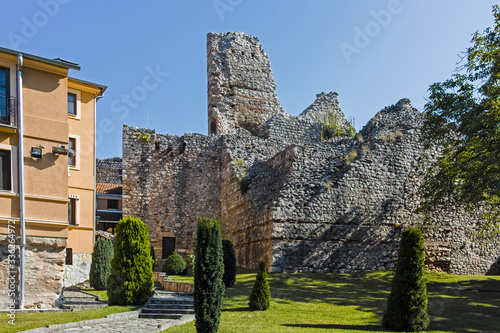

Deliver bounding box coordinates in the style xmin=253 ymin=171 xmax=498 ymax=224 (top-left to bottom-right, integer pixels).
xmin=89 ymin=237 xmax=114 ymax=290
xmin=107 ymin=216 xmax=154 ymax=306
xmin=162 ymin=250 xmax=187 ymax=275
xmin=383 ymin=227 xmax=429 ymax=332
xmin=248 ymin=257 xmax=271 ymax=311
xmin=222 ymin=239 xmax=237 ymax=288
xmin=194 ymin=217 xmax=225 ymax=333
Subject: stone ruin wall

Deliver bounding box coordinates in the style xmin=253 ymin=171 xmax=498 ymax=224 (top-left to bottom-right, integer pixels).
xmin=122 ymin=32 xmax=500 ymax=275
xmin=96 ymin=157 xmax=122 ymax=184
xmin=0 ymin=236 xmax=66 ymax=308
xmin=122 ymin=127 xmax=221 ymax=266
xmin=207 ymin=32 xmax=284 ymax=135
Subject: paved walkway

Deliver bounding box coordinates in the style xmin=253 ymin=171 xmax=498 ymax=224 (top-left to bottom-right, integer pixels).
xmin=48 ymin=317 xmax=191 ymax=333
xmin=21 ymin=311 xmax=194 ymax=333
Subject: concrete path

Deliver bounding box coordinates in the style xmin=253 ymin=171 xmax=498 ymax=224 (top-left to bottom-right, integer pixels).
xmin=21 ymin=310 xmax=194 ymax=333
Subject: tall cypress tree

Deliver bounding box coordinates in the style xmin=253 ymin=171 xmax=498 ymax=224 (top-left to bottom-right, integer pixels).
xmin=383 ymin=228 xmax=429 ymax=332
xmin=107 ymin=217 xmax=154 ymax=305
xmin=194 ymin=217 xmax=225 ymax=333
xmin=222 ymin=238 xmax=237 ymax=288
xmin=89 ymin=237 xmax=114 ymax=290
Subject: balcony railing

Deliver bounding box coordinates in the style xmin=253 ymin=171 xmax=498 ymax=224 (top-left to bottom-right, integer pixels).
xmin=0 ymin=95 xmax=16 ymax=127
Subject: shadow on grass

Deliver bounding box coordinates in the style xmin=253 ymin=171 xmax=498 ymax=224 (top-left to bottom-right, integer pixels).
xmin=224 ymin=270 xmax=500 ymax=333
xmin=282 ymin=323 xmax=387 ymax=331
xmin=425 ymin=278 xmax=500 ymax=333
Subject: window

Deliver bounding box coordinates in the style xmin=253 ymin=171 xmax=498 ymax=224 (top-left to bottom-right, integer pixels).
xmin=66 ymin=248 xmax=73 ymax=265
xmin=68 ymin=137 xmax=76 ymax=167
xmin=107 ymin=199 xmax=119 ymax=210
xmin=68 ymin=93 xmax=76 ymax=115
xmin=0 ymin=67 xmax=10 ymax=124
xmin=210 ymin=117 xmax=217 ymax=135
xmin=68 ymin=197 xmax=77 ymax=225
xmin=162 ymin=237 xmax=175 ymax=259
xmin=0 ymin=149 xmax=11 ymax=191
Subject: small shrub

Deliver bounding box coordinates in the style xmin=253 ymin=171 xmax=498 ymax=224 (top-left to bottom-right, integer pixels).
xmin=249 ymin=258 xmax=271 ymax=311
xmin=222 ymin=239 xmax=237 ymax=288
xmin=107 ymin=217 xmax=154 ymax=306
xmin=89 ymin=238 xmax=114 ymax=290
xmin=383 ymin=227 xmax=429 ymax=332
xmin=321 ymin=110 xmax=342 ymax=141
xmin=162 ymin=250 xmax=187 ymax=275
xmin=345 ymin=149 xmax=358 ymax=165
xmin=194 ymin=217 xmax=225 ymax=333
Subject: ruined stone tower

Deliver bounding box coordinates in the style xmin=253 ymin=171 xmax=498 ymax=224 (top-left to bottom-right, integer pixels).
xmin=207 ymin=32 xmax=284 ymax=135
xmin=122 ymin=32 xmax=500 ymax=275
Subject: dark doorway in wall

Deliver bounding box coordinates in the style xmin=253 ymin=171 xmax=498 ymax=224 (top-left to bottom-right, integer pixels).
xmin=162 ymin=237 xmax=175 ymax=259
xmin=210 ymin=117 xmax=217 ymax=135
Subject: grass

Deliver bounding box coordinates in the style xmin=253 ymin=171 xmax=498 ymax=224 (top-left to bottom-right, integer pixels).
xmin=166 ymin=269 xmax=500 ymax=333
xmin=0 ymin=305 xmax=139 ymax=333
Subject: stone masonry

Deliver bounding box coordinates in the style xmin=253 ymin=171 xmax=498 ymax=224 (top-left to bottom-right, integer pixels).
xmin=96 ymin=157 xmax=122 ymax=184
xmin=0 ymin=236 xmax=66 ymax=308
xmin=122 ymin=32 xmax=500 ymax=274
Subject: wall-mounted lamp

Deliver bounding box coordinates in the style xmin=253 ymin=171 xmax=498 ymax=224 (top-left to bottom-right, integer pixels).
xmin=31 ymin=146 xmax=44 ymax=159
xmin=52 ymin=145 xmax=68 ymax=155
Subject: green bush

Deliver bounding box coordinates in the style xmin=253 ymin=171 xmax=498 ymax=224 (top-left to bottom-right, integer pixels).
xmin=162 ymin=250 xmax=187 ymax=275
xmin=194 ymin=217 xmax=225 ymax=333
xmin=107 ymin=217 xmax=154 ymax=306
xmin=383 ymin=227 xmax=429 ymax=332
xmin=222 ymin=239 xmax=237 ymax=288
xmin=89 ymin=238 xmax=114 ymax=290
xmin=249 ymin=258 xmax=271 ymax=311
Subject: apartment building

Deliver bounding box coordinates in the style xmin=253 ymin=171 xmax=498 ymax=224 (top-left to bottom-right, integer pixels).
xmin=0 ymin=46 xmax=105 ymax=309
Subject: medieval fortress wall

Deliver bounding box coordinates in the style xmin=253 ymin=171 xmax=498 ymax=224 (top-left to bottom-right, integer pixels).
xmin=122 ymin=32 xmax=500 ymax=275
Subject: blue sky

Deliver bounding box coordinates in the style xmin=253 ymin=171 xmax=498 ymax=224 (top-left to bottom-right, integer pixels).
xmin=2 ymin=1 xmax=498 ymax=158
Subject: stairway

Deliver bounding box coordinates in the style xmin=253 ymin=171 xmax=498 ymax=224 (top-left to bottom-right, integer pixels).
xmin=59 ymin=289 xmax=108 ymax=310
xmin=139 ymin=291 xmax=194 ymax=319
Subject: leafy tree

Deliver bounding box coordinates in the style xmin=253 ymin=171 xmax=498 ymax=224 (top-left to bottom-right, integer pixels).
xmin=419 ymin=6 xmax=500 ymax=228
xmin=107 ymin=217 xmax=154 ymax=305
xmin=222 ymin=239 xmax=237 ymax=288
xmin=194 ymin=217 xmax=225 ymax=333
xmin=162 ymin=250 xmax=187 ymax=275
xmin=89 ymin=237 xmax=114 ymax=290
xmin=383 ymin=228 xmax=429 ymax=332
xmin=248 ymin=258 xmax=271 ymax=311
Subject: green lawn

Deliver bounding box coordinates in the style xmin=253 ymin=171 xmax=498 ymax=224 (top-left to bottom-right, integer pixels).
xmin=0 ymin=305 xmax=139 ymax=333
xmin=166 ymin=270 xmax=500 ymax=333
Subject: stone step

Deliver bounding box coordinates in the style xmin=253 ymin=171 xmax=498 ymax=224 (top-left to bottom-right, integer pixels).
xmin=145 ymin=303 xmax=193 ymax=309
xmin=154 ymin=291 xmax=193 ymax=297
xmin=141 ymin=307 xmax=194 ymax=314
xmin=148 ymin=299 xmax=193 ymax=305
xmin=60 ymin=301 xmax=108 ymax=309
xmin=138 ymin=313 xmax=183 ymax=320
xmin=62 ymin=296 xmax=98 ymax=302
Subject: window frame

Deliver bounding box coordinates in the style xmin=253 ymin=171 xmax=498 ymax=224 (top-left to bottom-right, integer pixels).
xmin=107 ymin=199 xmax=119 ymax=210
xmin=68 ymin=194 xmax=80 ymax=226
xmin=68 ymin=134 xmax=80 ymax=170
xmin=66 ymin=248 xmax=73 ymax=265
xmin=0 ymin=144 xmax=17 ymax=194
xmin=67 ymin=89 xmax=81 ymax=120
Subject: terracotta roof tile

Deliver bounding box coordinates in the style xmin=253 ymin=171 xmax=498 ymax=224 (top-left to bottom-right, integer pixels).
xmin=96 ymin=183 xmax=122 ymax=195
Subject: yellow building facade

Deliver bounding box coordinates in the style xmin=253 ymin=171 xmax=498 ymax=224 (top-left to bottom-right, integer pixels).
xmin=0 ymin=47 xmax=105 ymax=309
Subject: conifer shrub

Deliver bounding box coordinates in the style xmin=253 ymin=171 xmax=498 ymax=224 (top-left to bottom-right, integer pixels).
xmin=162 ymin=250 xmax=187 ymax=275
xmin=194 ymin=217 xmax=225 ymax=333
xmin=107 ymin=217 xmax=154 ymax=306
xmin=89 ymin=237 xmax=114 ymax=290
xmin=383 ymin=227 xmax=429 ymax=332
xmin=222 ymin=239 xmax=237 ymax=288
xmin=248 ymin=257 xmax=271 ymax=311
